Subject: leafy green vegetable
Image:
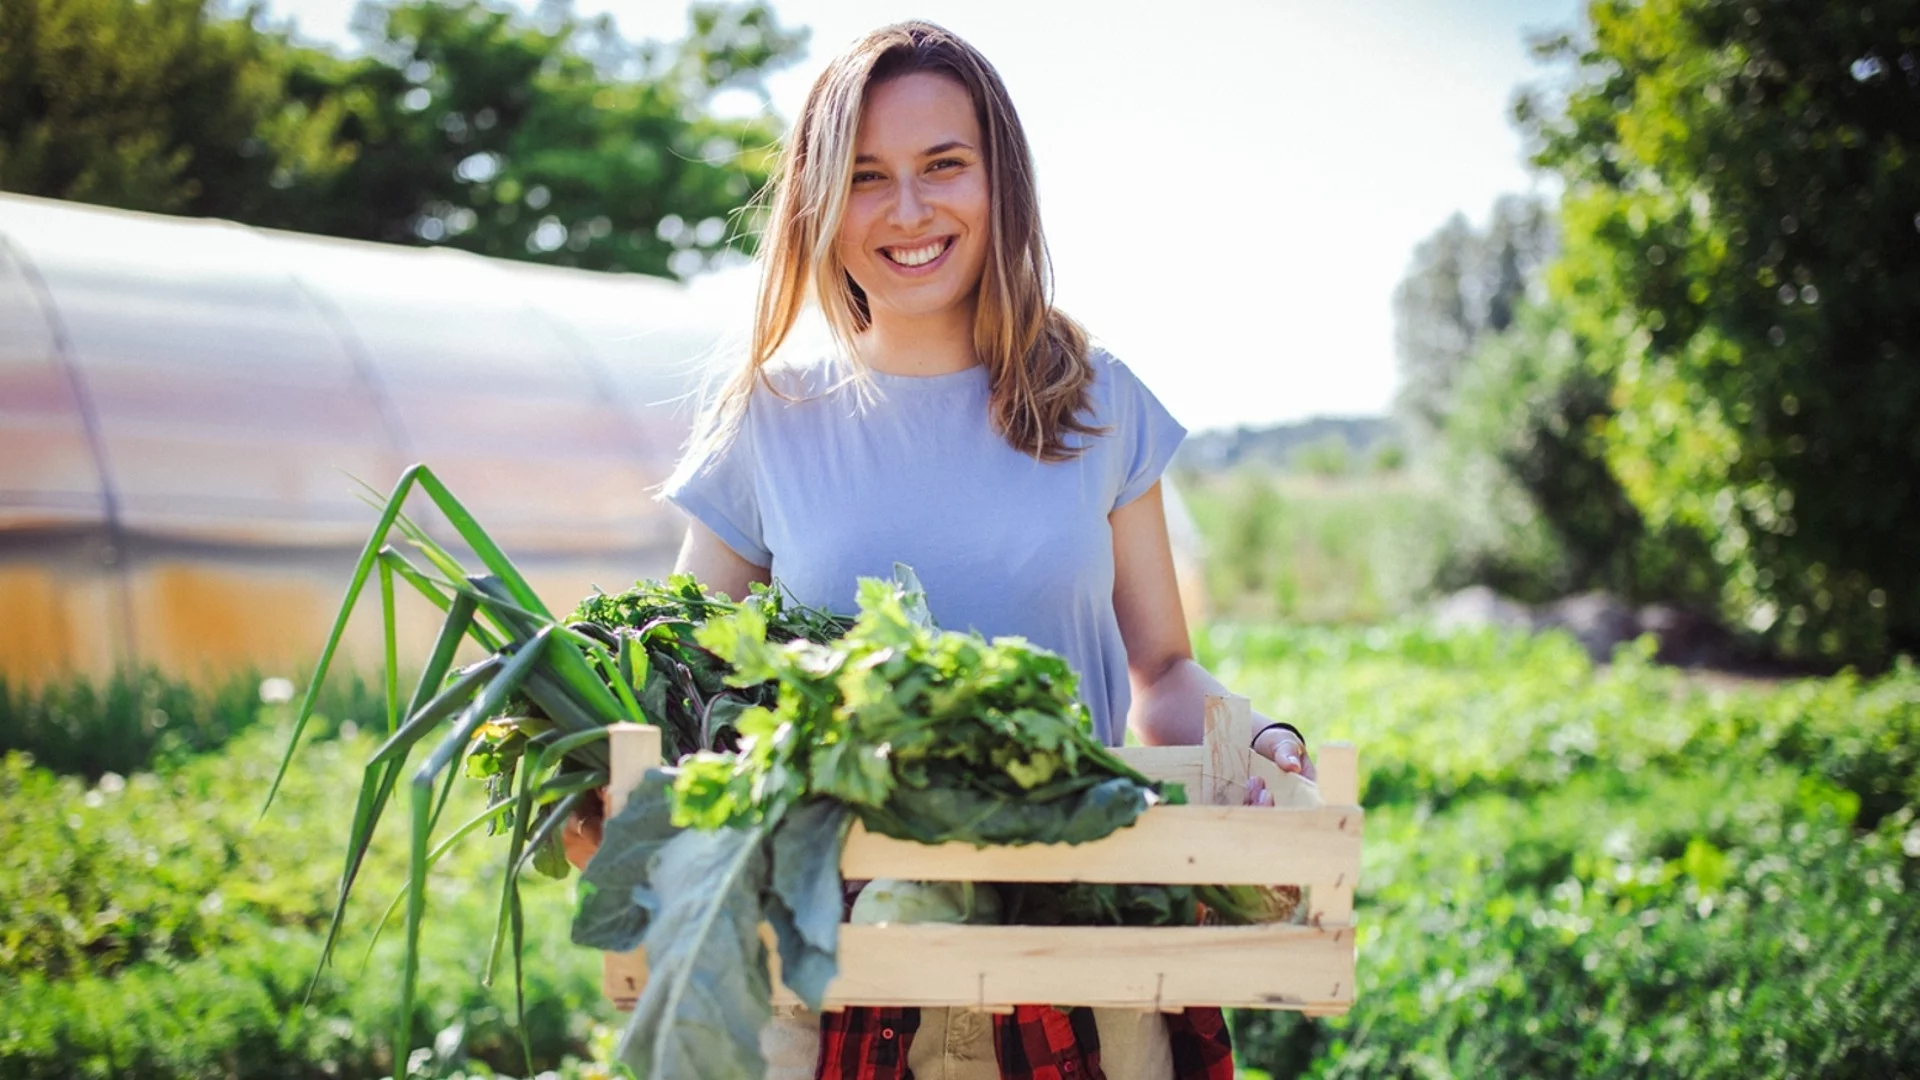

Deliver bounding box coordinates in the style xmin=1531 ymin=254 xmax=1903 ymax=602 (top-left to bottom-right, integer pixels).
xmin=765 ymin=799 xmax=853 ymax=1011
xmin=570 ymin=772 xmax=681 ymax=954
xmin=618 ymin=824 xmax=774 ymax=1080
xmin=678 ymin=573 xmax=1169 ymax=837
xmin=582 ymin=569 xmax=1179 ymax=1080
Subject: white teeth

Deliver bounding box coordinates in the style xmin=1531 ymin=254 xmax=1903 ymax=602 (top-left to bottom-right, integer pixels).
xmin=886 ymin=239 xmax=947 ymax=267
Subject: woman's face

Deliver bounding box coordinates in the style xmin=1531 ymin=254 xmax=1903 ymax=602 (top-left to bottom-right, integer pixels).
xmin=836 ymin=72 xmax=991 ymax=330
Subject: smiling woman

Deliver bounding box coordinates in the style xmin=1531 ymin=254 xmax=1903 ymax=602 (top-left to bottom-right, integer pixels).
xmin=570 ymin=19 xmax=1315 ymax=1080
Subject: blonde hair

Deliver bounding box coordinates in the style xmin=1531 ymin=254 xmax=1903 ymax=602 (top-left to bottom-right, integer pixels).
xmin=692 ymin=20 xmax=1101 ymax=465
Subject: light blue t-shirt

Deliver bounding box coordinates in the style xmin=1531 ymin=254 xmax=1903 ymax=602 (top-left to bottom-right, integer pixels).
xmin=662 ymin=348 xmax=1186 ymax=747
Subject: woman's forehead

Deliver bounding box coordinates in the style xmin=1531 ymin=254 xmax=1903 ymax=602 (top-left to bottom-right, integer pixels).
xmin=856 ymin=72 xmax=979 ymax=156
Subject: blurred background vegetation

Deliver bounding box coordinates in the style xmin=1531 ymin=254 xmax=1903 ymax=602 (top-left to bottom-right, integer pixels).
xmin=1182 ymin=0 xmax=1918 ymax=673
xmin=1 ymin=0 xmax=802 ymax=274
xmin=3 ymin=0 xmax=1918 ymax=1076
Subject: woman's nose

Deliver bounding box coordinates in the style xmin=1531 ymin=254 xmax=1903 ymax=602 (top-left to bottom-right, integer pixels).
xmin=891 ymin=178 xmax=934 ymax=230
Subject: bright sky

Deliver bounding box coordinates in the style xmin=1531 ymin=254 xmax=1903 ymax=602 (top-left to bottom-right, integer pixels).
xmin=260 ymin=0 xmax=1579 ymax=432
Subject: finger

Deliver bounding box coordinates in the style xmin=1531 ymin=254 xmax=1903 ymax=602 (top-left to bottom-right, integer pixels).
xmin=1259 ymin=788 xmax=1274 ymax=807
xmin=1275 ymin=745 xmax=1305 ymax=774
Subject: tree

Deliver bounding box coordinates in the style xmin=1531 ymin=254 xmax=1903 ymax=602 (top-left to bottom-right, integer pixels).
xmin=1523 ymin=0 xmax=1920 ymax=661
xmin=0 ymin=0 xmax=346 ymax=213
xmin=243 ymin=0 xmax=803 ymax=274
xmin=1393 ymin=195 xmax=1556 ymax=438
xmin=1441 ymin=297 xmax=1720 ymax=605
xmin=0 ymin=0 xmax=805 ymax=277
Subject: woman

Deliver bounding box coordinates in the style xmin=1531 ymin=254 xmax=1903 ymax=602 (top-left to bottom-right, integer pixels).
xmin=569 ymin=20 xmax=1314 ymax=1080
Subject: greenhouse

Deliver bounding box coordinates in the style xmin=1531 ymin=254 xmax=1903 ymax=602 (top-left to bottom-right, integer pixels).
xmin=0 ymin=193 xmax=748 ymax=684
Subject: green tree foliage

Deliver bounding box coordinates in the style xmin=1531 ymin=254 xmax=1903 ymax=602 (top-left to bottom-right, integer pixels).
xmin=0 ymin=0 xmax=347 ymax=213
xmin=1521 ymin=0 xmax=1920 ymax=661
xmin=1442 ymin=297 xmax=1721 ymax=605
xmin=0 ymin=0 xmax=803 ymax=276
xmin=1392 ymin=200 xmax=1692 ymax=606
xmin=1392 ymin=195 xmax=1556 ymax=438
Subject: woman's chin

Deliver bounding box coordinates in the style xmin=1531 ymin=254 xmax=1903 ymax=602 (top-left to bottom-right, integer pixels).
xmin=870 ymin=292 xmax=976 ymax=326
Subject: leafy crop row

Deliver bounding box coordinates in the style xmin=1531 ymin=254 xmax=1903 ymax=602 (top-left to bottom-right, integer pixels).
xmin=0 ymin=723 xmax=611 ymax=1079
xmin=1202 ymin=623 xmax=1920 ymax=1079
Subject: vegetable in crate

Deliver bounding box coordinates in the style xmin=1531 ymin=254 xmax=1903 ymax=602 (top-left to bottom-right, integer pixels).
xmin=468 ymin=574 xmax=850 ymax=810
xmin=677 ymin=572 xmax=1177 ymax=841
xmin=851 ymin=879 xmax=1004 ymax=925
xmin=572 ymin=568 xmax=1176 ymax=1080
xmin=256 ymin=466 xmax=852 ymax=1080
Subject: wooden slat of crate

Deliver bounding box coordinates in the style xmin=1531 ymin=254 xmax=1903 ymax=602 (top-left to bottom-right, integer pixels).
xmin=768 ymin=924 xmax=1354 ymax=1011
xmin=601 ymin=723 xmax=660 ymax=1009
xmin=599 ymin=693 xmax=1362 ymax=1015
xmin=841 ymin=803 xmax=1362 ymax=886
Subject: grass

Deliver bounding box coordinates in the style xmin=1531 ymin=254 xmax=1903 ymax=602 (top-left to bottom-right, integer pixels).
xmin=0 ymin=666 xmax=384 ymax=780
xmin=1177 ymin=469 xmax=1460 ymax=625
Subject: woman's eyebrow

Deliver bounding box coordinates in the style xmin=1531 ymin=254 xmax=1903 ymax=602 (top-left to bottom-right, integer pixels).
xmin=853 ymin=140 xmax=977 ymax=164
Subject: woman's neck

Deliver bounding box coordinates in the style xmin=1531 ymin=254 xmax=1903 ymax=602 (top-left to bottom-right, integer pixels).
xmin=856 ymin=298 xmax=980 ymax=377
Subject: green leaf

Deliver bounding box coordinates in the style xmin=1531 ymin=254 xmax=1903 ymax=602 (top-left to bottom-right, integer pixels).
xmin=571 ymin=771 xmax=681 ymax=953
xmin=858 ymin=776 xmax=1153 ymax=848
xmin=617 ymin=825 xmax=773 ymax=1080
xmin=765 ymin=800 xmax=850 ymax=1011
xmin=265 ymin=465 xmax=428 ymax=816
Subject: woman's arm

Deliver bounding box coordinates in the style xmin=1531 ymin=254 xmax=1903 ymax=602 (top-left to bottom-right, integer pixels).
xmin=1112 ymin=482 xmax=1314 ymax=784
xmin=674 ymin=518 xmax=774 ymax=598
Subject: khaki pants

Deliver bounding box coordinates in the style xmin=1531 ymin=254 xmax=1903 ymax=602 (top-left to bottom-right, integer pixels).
xmin=761 ymin=1005 xmax=1174 ymax=1080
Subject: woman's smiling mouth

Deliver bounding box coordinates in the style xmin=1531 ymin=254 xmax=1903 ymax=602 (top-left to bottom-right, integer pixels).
xmin=881 ymin=236 xmax=955 ymax=270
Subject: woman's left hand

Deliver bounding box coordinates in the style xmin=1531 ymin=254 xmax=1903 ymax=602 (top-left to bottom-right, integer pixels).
xmin=1244 ymin=725 xmax=1316 ymax=806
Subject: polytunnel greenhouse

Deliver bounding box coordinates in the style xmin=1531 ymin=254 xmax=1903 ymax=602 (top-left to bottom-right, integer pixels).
xmin=0 ymin=192 xmax=755 ymax=685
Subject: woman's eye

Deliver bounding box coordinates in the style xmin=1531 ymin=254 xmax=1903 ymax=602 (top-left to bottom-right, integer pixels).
xmin=929 ymin=158 xmax=965 ymax=172
xmin=852 ymin=171 xmax=882 ymax=184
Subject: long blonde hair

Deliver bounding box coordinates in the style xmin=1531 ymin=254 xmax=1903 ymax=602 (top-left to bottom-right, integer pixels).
xmin=694 ymin=20 xmax=1101 ymax=465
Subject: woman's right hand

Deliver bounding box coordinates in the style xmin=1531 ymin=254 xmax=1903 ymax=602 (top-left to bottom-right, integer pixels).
xmin=563 ymin=787 xmax=609 ymax=871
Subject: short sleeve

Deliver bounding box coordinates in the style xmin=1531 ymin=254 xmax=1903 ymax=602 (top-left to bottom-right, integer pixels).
xmin=660 ymin=402 xmax=772 ymax=568
xmin=1108 ymin=356 xmax=1188 ymax=510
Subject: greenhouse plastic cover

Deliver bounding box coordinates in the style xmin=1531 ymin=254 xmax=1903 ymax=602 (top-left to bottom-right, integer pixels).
xmin=0 ymin=193 xmax=759 ymax=554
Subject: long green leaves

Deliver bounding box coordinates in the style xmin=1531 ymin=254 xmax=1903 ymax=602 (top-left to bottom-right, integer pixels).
xmin=272 ymin=468 xmax=860 ymax=1080
xmin=263 ymin=467 xmax=648 ymax=1080
xmin=395 ymin=628 xmax=555 ymax=1076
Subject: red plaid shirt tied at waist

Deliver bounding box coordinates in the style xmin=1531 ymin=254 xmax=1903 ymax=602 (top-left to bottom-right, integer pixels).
xmin=815 ymin=1004 xmax=1234 ymax=1080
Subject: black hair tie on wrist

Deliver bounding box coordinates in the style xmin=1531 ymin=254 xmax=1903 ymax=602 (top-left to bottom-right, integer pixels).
xmin=1252 ymin=721 xmax=1306 ymax=752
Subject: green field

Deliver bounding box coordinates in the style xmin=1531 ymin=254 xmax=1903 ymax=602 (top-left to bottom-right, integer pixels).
xmin=3 ymin=626 xmax=1915 ymax=1078
xmin=1177 ymin=470 xmax=1467 ymax=627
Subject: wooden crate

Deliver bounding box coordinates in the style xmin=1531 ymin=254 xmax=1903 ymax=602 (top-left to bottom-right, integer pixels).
xmin=599 ymin=694 xmax=1361 ymax=1016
